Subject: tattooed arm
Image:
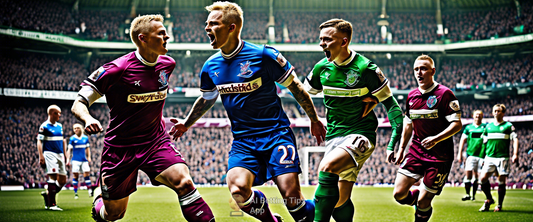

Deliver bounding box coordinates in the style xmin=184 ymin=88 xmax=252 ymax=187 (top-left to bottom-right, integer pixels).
xmin=168 ymin=96 xmax=217 ymax=140
xmin=287 ymin=77 xmax=326 ymax=145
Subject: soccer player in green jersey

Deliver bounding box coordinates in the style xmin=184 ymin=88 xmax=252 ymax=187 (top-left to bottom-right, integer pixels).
xmin=305 ymin=19 xmax=403 ymax=222
xmin=478 ymin=104 xmax=519 ymax=212
xmin=457 ymin=110 xmax=486 ymax=201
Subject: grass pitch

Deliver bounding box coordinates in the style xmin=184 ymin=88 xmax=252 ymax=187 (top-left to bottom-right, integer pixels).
xmin=1 ymin=186 xmax=532 ymax=221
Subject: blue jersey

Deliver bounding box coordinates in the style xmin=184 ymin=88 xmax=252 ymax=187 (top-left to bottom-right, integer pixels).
xmin=68 ymin=135 xmax=90 ymax=162
xmin=37 ymin=120 xmax=64 ymax=154
xmin=200 ymin=41 xmax=295 ymax=138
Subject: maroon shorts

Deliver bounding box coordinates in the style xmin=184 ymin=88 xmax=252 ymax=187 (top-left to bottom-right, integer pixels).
xmin=99 ymin=138 xmax=186 ymax=200
xmin=398 ymin=152 xmax=453 ymax=195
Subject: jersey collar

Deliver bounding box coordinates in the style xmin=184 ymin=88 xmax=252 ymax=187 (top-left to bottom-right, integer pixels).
xmin=135 ymin=50 xmax=158 ymax=67
xmin=333 ymin=50 xmax=355 ymax=67
xmin=418 ymin=82 xmax=439 ymax=94
xmin=221 ymin=40 xmax=243 ymax=60
xmin=46 ymin=119 xmax=59 ymax=127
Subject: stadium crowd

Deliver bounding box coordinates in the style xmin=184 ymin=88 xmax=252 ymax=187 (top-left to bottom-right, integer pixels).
xmin=1 ymin=51 xmax=532 ymax=92
xmin=1 ymin=0 xmax=532 ymax=44
xmin=1 ymin=100 xmax=532 ymax=189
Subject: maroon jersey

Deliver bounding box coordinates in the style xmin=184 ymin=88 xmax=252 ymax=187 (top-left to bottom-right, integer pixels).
xmin=405 ymin=83 xmax=461 ymax=162
xmin=82 ymin=51 xmax=176 ymax=147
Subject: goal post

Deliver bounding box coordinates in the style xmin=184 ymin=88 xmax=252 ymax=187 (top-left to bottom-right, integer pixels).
xmin=299 ymin=146 xmax=326 ymax=186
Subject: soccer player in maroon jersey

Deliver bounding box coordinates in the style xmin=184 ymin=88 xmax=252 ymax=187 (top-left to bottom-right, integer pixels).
xmin=71 ymin=14 xmax=215 ymax=222
xmin=387 ymin=55 xmax=462 ymax=222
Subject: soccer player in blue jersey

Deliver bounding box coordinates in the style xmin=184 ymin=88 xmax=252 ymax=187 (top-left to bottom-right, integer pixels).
xmin=66 ymin=123 xmax=93 ymax=199
xmin=37 ymin=105 xmax=68 ymax=211
xmin=170 ymin=2 xmax=326 ymax=222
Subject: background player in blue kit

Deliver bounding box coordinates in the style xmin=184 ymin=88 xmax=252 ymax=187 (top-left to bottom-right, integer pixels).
xmin=37 ymin=104 xmax=68 ymax=211
xmin=66 ymin=123 xmax=94 ymax=199
xmin=170 ymin=2 xmax=326 ymax=222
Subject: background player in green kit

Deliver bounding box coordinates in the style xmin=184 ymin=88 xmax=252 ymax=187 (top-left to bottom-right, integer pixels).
xmin=304 ymin=18 xmax=403 ymax=222
xmin=457 ymin=110 xmax=486 ymax=201
xmin=478 ymin=104 xmax=519 ymax=212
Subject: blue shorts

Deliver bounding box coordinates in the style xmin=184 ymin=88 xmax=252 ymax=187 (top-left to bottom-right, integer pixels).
xmin=228 ymin=128 xmax=301 ymax=186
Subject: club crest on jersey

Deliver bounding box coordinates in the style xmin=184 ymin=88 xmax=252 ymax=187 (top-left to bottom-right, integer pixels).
xmin=158 ymin=70 xmax=168 ymax=88
xmin=238 ymin=61 xmax=254 ymax=78
xmin=344 ymin=70 xmax=360 ymax=87
xmin=427 ymin=95 xmax=438 ymax=108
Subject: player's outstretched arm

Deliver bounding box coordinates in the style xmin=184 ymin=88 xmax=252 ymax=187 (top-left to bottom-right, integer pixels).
xmin=169 ymin=96 xmax=216 ymax=140
xmin=287 ymin=77 xmax=326 ymax=145
xmin=71 ymin=98 xmax=103 ymax=135
xmin=512 ymin=136 xmax=519 ymax=164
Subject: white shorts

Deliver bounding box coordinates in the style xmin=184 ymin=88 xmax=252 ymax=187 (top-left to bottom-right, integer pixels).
xmin=44 ymin=151 xmax=66 ymax=175
xmin=324 ymin=134 xmax=375 ymax=182
xmin=72 ymin=160 xmax=90 ymax=173
xmin=481 ymin=156 xmax=510 ymax=176
xmin=464 ymin=156 xmax=484 ymax=172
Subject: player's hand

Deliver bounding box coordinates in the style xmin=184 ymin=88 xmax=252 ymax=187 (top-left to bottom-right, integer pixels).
xmin=84 ymin=118 xmax=103 ymax=135
xmin=512 ymin=154 xmax=519 ymax=164
xmin=168 ymin=118 xmax=188 ymax=141
xmin=457 ymin=155 xmax=463 ymax=164
xmin=395 ymin=148 xmax=405 ymax=165
xmin=39 ymin=156 xmax=46 ymax=169
xmin=386 ymin=150 xmax=396 ymax=163
xmin=421 ymin=136 xmax=438 ymax=150
xmin=310 ymin=120 xmax=326 ymax=146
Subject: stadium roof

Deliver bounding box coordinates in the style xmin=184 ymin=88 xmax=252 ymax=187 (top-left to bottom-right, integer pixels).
xmin=56 ymin=0 xmax=514 ymax=11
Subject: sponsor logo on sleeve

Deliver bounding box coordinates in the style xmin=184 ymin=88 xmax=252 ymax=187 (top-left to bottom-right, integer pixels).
xmin=276 ymin=53 xmax=287 ymax=67
xmin=88 ymin=67 xmax=106 ymax=81
xmin=127 ymin=89 xmax=167 ymax=103
xmin=375 ymin=67 xmax=386 ymax=82
xmin=217 ymin=78 xmax=262 ymax=94
xmin=449 ymin=100 xmax=460 ymax=111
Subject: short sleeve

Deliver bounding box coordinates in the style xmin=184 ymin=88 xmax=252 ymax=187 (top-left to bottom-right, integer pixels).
xmin=200 ymin=62 xmax=217 ymax=92
xmin=304 ymin=62 xmax=324 ymax=95
xmin=366 ymin=63 xmax=392 ymax=102
xmin=263 ymin=46 xmax=294 ymax=86
xmin=442 ymin=90 xmax=461 ymax=122
xmin=81 ymin=62 xmax=123 ymax=95
xmin=37 ymin=124 xmax=45 ymax=140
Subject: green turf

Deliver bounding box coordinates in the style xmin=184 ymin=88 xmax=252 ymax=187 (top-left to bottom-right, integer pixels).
xmin=1 ymin=186 xmax=532 ymax=221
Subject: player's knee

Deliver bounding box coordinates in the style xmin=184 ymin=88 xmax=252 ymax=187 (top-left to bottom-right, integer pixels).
xmin=392 ymin=189 xmax=407 ymax=201
xmin=318 ymin=161 xmax=340 ymax=174
xmin=172 ymin=177 xmax=194 ymax=195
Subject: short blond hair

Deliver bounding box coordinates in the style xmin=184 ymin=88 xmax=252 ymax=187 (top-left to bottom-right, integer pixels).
xmin=319 ymin=19 xmax=353 ymax=44
xmin=47 ymin=105 xmax=61 ymax=115
xmin=415 ymin=54 xmax=435 ymax=68
xmin=73 ymin=123 xmax=84 ymax=133
xmin=130 ymin=14 xmax=164 ymax=47
xmin=473 ymin=110 xmax=483 ymax=116
xmin=206 ymin=1 xmax=243 ymax=31
xmin=493 ymin=104 xmax=507 ymax=113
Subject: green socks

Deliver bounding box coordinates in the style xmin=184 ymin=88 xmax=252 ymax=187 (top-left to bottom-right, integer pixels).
xmin=314 ymin=171 xmax=339 ymax=222
xmin=332 ymin=199 xmax=354 ymax=222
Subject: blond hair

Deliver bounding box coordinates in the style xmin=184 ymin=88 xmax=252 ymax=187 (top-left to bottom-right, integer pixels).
xmin=47 ymin=105 xmax=61 ymax=115
xmin=319 ymin=19 xmax=353 ymax=44
xmin=473 ymin=110 xmax=483 ymax=116
xmin=130 ymin=14 xmax=164 ymax=47
xmin=415 ymin=54 xmax=435 ymax=68
xmin=206 ymin=1 xmax=243 ymax=31
xmin=73 ymin=123 xmax=84 ymax=133
xmin=493 ymin=104 xmax=507 ymax=113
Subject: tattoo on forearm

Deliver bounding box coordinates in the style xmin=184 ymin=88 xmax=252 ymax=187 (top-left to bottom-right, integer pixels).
xmin=288 ymin=81 xmax=319 ymax=122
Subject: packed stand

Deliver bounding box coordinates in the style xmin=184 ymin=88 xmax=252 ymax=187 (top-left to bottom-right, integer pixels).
xmin=443 ymin=1 xmax=533 ymax=42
